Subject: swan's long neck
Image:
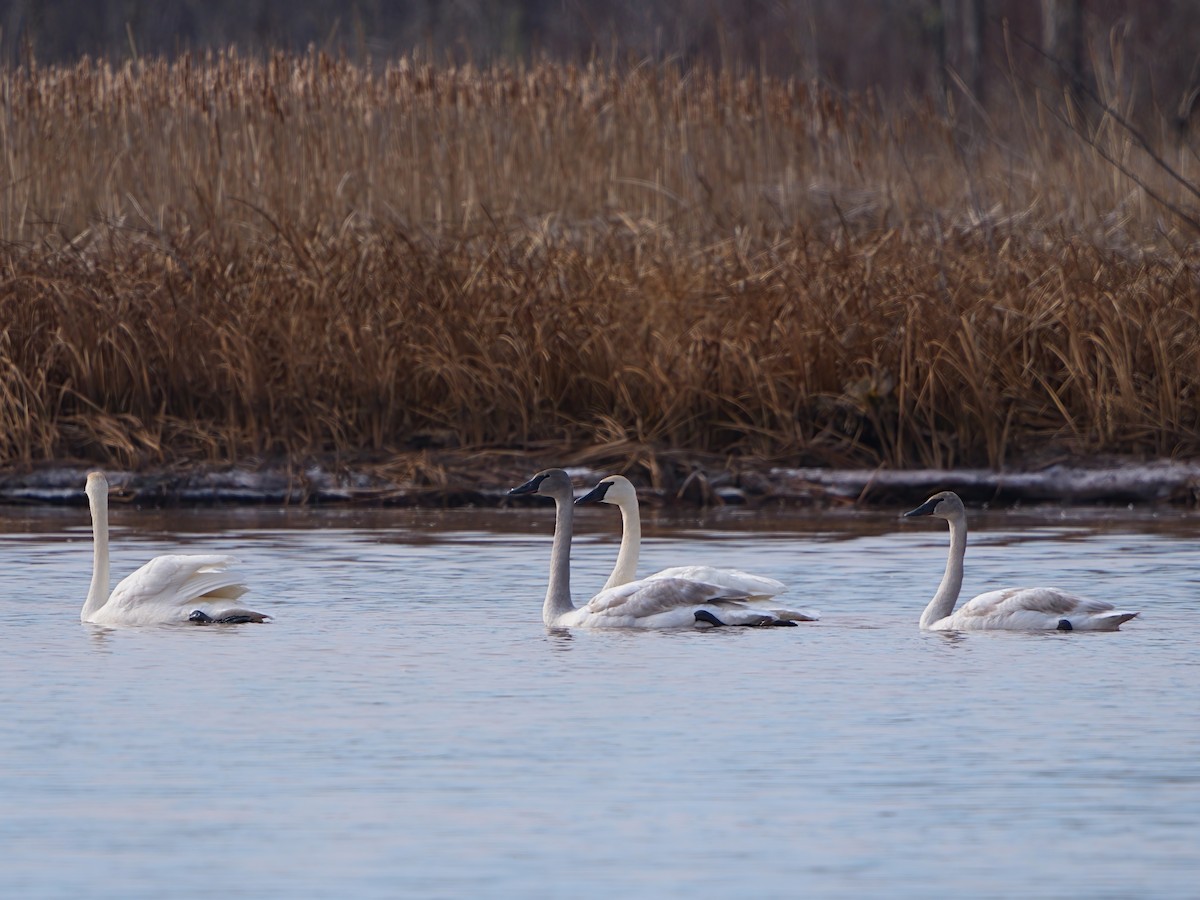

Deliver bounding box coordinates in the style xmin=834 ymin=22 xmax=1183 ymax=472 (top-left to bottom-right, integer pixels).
xmin=544 ymin=492 xmax=577 ymax=625
xmin=603 ymin=494 xmax=642 ymax=589
xmin=82 ymin=485 xmax=111 ymax=620
xmin=921 ymin=512 xmax=966 ymax=628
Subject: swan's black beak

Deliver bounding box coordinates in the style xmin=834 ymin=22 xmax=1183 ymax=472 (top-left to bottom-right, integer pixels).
xmin=509 ymin=474 xmax=546 ymax=496
xmin=575 ymin=481 xmax=612 ymax=505
xmin=903 ymin=497 xmax=939 ymax=518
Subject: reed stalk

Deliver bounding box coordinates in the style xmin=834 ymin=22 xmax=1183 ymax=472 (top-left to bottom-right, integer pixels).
xmin=2 ymin=52 xmax=1198 ymax=471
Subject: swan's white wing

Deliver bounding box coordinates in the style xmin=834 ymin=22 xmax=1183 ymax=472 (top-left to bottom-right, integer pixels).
xmin=560 ymin=577 xmax=810 ymax=628
xmin=940 ymin=587 xmax=1137 ymax=631
xmin=638 ymin=571 xmax=816 ymax=619
xmin=646 ymin=566 xmax=818 ymax=620
xmin=583 ymin=577 xmax=730 ymax=616
xmin=646 ymin=566 xmax=786 ymax=598
xmin=109 ymin=554 xmax=248 ymax=605
xmin=94 ymin=554 xmax=257 ymax=625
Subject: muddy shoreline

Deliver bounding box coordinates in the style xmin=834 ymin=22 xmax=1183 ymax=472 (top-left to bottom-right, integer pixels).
xmin=2 ymin=454 xmax=1198 ymax=508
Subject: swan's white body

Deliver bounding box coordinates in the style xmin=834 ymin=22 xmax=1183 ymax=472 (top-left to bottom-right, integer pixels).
xmin=511 ymin=469 xmax=810 ymax=628
xmin=82 ymin=472 xmax=267 ymax=626
xmin=904 ymin=491 xmax=1138 ymax=632
xmin=575 ymin=475 xmax=817 ymax=619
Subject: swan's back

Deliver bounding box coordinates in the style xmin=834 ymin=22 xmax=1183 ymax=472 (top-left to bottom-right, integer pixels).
xmin=647 ymin=565 xmax=785 ymax=600
xmin=936 ymin=586 xmax=1139 ymax=632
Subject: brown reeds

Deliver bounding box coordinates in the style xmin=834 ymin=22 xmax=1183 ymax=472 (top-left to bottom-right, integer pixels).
xmin=2 ymin=51 xmax=1199 ymax=473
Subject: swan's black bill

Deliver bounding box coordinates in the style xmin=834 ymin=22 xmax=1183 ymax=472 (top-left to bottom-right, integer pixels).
xmin=903 ymin=498 xmax=939 ymax=518
xmin=509 ymin=473 xmax=547 ymax=496
xmin=575 ymin=482 xmax=611 ymax=505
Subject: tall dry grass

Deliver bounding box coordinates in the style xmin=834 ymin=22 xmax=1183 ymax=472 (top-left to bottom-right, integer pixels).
xmin=2 ymin=50 xmax=1199 ymax=473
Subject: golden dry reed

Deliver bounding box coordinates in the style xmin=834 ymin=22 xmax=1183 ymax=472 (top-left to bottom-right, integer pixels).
xmin=2 ymin=50 xmax=1199 ymax=472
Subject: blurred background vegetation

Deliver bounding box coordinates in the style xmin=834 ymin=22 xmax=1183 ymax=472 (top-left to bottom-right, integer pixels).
xmin=4 ymin=1 xmax=1200 ymax=476
xmin=5 ymin=1 xmax=1200 ymax=116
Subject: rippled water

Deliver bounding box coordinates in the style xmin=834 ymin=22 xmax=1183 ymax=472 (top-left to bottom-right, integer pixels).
xmin=1 ymin=500 xmax=1197 ymax=898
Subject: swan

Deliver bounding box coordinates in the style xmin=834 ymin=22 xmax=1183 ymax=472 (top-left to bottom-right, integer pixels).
xmin=510 ymin=468 xmax=810 ymax=628
xmin=575 ymin=474 xmax=818 ymax=619
xmin=82 ymin=471 xmax=268 ymax=626
xmin=903 ymin=490 xmax=1138 ymax=631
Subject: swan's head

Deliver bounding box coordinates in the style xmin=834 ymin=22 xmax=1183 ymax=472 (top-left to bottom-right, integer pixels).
xmin=509 ymin=468 xmax=573 ymax=501
xmin=575 ymin=474 xmax=636 ymax=507
xmin=85 ymin=471 xmax=109 ymax=500
xmin=903 ymin=490 xmax=966 ymax=521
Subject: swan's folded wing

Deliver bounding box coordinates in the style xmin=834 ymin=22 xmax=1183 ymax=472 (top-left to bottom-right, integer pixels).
xmin=647 ymin=566 xmax=786 ymax=598
xmin=107 ymin=554 xmax=249 ymax=612
xmin=950 ymin=586 xmax=1135 ymax=630
xmin=1005 ymin=588 xmax=1138 ymax=629
xmin=1055 ymin=593 xmax=1124 ymax=616
xmin=957 ymin=587 xmax=1086 ymax=618
xmin=583 ymin=576 xmax=736 ymax=619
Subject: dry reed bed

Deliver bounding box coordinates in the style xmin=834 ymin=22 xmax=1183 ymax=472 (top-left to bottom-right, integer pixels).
xmin=2 ymin=52 xmax=1199 ymax=473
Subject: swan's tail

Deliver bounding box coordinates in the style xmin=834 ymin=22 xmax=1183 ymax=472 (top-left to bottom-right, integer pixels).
xmin=1069 ymin=610 xmax=1139 ymax=631
xmin=696 ymin=598 xmax=819 ymax=627
xmin=189 ymin=607 xmax=271 ymax=624
xmin=1093 ymin=610 xmax=1139 ymax=630
xmin=764 ymin=605 xmax=820 ymax=622
xmin=694 ymin=609 xmax=797 ymax=627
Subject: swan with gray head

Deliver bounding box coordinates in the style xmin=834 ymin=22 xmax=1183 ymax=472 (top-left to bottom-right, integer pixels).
xmin=575 ymin=474 xmax=818 ymax=620
xmin=903 ymin=490 xmax=1138 ymax=631
xmin=510 ymin=469 xmax=808 ymax=628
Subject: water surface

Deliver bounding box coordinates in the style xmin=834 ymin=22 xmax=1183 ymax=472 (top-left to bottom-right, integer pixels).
xmin=1 ymin=501 xmax=1197 ymax=898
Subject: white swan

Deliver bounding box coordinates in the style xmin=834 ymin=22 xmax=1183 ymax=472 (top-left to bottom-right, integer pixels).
xmin=903 ymin=490 xmax=1138 ymax=632
xmin=510 ymin=468 xmax=810 ymax=628
xmin=82 ymin=472 xmax=268 ymax=626
xmin=575 ymin=474 xmax=818 ymax=619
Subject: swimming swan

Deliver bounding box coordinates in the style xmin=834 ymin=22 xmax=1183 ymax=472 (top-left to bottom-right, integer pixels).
xmin=510 ymin=468 xmax=809 ymax=628
xmin=82 ymin=472 xmax=268 ymax=626
xmin=575 ymin=474 xmax=818 ymax=620
xmin=903 ymin=490 xmax=1138 ymax=631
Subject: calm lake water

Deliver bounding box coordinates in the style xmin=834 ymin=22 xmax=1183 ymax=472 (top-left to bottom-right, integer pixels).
xmin=0 ymin=499 xmax=1197 ymax=898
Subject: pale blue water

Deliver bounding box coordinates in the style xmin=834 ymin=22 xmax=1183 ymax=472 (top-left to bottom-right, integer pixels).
xmin=0 ymin=501 xmax=1197 ymax=898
